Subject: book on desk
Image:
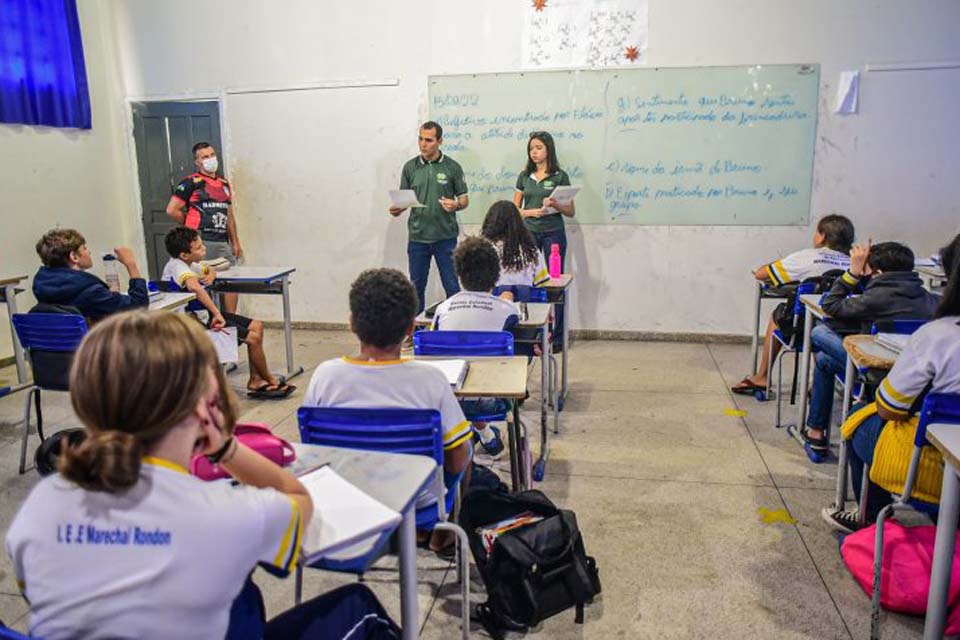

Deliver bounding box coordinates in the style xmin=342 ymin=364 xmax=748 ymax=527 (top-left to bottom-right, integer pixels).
xmin=875 ymin=333 xmax=909 ymax=354
xmin=299 ymin=465 xmax=402 ymax=560
xmin=418 ymin=358 xmax=469 ymax=390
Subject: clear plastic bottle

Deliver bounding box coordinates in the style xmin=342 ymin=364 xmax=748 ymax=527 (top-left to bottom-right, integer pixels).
xmin=103 ymin=254 xmax=120 ymax=293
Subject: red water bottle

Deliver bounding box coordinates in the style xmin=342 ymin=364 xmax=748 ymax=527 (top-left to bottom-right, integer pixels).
xmin=548 ymin=244 xmax=562 ymax=278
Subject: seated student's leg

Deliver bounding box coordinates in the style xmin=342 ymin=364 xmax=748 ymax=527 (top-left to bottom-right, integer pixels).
xmin=227 ymin=315 xmax=293 ymax=397
xmin=433 ymin=237 xmax=461 ymax=299
xmin=227 ymin=576 xmax=266 ymax=640
xmin=805 ymin=325 xmax=853 ymax=442
xmin=849 ymin=413 xmax=894 ymax=523
xmin=732 ymin=317 xmax=780 ymax=392
xmin=408 ymin=241 xmax=431 ymax=314
xmin=263 ymin=583 xmax=400 ymax=640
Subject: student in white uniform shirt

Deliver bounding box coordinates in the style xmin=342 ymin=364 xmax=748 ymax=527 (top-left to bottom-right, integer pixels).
xmin=304 ymin=268 xmax=472 ymax=554
xmin=432 ymin=237 xmax=521 ymax=458
xmin=5 ymin=312 xmax=399 ymax=640
xmin=822 ymin=233 xmax=960 ymax=533
xmin=480 ymin=200 xmax=550 ymax=297
xmin=732 ymin=213 xmax=855 ymax=395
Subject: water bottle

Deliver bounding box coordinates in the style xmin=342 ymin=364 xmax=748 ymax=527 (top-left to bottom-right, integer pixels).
xmin=103 ymin=254 xmax=120 ymax=293
xmin=548 ymin=244 xmax=562 ymax=279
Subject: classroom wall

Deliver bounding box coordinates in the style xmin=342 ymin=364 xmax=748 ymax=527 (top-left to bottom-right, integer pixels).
xmin=103 ymin=0 xmax=960 ymax=336
xmin=0 ymin=0 xmax=141 ymax=360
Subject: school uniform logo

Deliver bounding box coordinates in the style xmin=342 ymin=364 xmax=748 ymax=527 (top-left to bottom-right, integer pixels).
xmin=543 ymin=181 xmax=554 ymax=188
xmin=436 ymin=172 xmax=448 ymax=185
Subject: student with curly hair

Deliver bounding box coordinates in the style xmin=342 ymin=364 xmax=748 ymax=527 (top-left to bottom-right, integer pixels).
xmin=303 ymin=268 xmax=472 ymax=552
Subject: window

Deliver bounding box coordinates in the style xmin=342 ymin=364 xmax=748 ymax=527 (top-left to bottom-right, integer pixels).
xmin=0 ymin=0 xmax=91 ymax=129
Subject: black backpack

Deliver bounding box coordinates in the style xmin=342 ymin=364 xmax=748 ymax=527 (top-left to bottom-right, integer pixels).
xmin=771 ymin=269 xmax=845 ymax=342
xmin=459 ymin=489 xmax=601 ymax=639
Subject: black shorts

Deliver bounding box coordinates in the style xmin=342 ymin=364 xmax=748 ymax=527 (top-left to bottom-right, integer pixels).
xmin=206 ymin=311 xmax=253 ymax=343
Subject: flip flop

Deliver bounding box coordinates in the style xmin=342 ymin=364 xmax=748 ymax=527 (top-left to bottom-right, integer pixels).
xmin=246 ymin=383 xmax=296 ymax=399
xmin=799 ymin=426 xmax=828 ymax=451
xmin=731 ymin=377 xmax=765 ymax=395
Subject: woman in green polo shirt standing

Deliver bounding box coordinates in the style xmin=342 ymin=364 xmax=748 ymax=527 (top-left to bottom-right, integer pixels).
xmin=512 ymin=131 xmax=575 ymax=269
xmin=513 ymin=131 xmax=575 ymax=348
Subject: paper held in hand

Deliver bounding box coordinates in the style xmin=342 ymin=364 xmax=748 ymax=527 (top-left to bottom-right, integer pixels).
xmin=299 ymin=466 xmax=402 ymax=560
xmin=544 ymin=185 xmax=580 ymax=213
xmin=389 ymin=189 xmax=426 ymax=208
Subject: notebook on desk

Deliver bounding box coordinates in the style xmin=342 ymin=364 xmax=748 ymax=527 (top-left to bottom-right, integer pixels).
xmin=299 ymin=466 xmax=402 ymax=560
xmin=418 ymin=358 xmax=469 ymax=389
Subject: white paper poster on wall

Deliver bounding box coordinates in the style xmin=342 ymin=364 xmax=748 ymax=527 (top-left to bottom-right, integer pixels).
xmin=522 ymin=0 xmax=648 ymax=69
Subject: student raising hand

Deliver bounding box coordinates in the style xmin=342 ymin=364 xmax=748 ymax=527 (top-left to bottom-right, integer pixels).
xmin=849 ymin=240 xmax=872 ymax=276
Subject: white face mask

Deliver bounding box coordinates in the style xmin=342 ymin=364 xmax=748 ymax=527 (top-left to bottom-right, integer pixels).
xmin=201 ymin=157 xmax=218 ymax=173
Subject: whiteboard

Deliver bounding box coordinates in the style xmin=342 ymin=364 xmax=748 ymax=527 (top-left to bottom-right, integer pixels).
xmin=429 ymin=64 xmax=819 ymax=226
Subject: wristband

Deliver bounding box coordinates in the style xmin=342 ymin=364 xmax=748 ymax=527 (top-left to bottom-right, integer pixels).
xmin=206 ymin=437 xmax=235 ymax=464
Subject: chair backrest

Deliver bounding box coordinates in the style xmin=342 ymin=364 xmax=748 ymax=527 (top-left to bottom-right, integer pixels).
xmin=492 ymin=285 xmax=548 ymax=303
xmin=297 ymin=407 xmax=444 ymax=465
xmin=414 ymin=330 xmax=514 ymax=357
xmin=870 ymin=319 xmax=926 ymax=336
xmin=914 ymin=392 xmax=960 ymax=447
xmin=792 ymin=281 xmax=819 ymax=318
xmin=12 ymin=313 xmax=87 ymax=352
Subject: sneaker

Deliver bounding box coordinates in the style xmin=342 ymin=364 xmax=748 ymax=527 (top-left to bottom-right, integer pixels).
xmin=821 ymin=507 xmax=864 ymax=534
xmin=478 ymin=426 xmax=505 ymax=458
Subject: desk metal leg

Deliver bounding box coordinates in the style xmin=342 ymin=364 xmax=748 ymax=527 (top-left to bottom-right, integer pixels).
xmin=5 ymin=284 xmax=27 ymax=384
xmin=751 ymin=282 xmax=762 ymax=373
xmin=560 ymin=289 xmax=569 ymax=407
xmin=508 ymin=403 xmax=522 ymax=491
xmin=280 ymin=277 xmax=304 ymax=381
xmin=796 ymin=307 xmax=814 ymax=429
xmin=924 ymin=465 xmax=960 ymax=639
xmin=833 ymin=354 xmax=856 ymax=509
xmin=398 ymin=504 xmax=420 ymax=640
xmin=533 ymin=320 xmax=552 ymax=484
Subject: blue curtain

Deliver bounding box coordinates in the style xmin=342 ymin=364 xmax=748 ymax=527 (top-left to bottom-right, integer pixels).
xmin=0 ymin=0 xmax=91 ymax=129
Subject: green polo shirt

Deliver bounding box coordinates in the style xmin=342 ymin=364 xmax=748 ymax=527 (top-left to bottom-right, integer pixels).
xmin=515 ymin=169 xmax=571 ymax=233
xmin=400 ymin=152 xmax=468 ymax=243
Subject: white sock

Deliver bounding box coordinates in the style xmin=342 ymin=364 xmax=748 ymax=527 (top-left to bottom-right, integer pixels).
xmin=476 ymin=424 xmax=495 ymax=443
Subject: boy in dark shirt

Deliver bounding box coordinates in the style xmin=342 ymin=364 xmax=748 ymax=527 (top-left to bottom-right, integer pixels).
xmin=801 ymin=241 xmax=940 ymax=452
xmin=32 ymin=229 xmax=148 ymax=322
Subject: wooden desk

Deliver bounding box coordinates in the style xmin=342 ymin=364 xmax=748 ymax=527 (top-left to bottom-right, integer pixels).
xmin=416 ymin=355 xmax=534 ymax=491
xmin=924 ymin=424 xmax=960 ymax=639
xmin=543 ymin=274 xmax=574 ymax=409
xmin=832 ymin=335 xmax=899 ymax=511
xmin=1 ymin=275 xmax=29 ymax=383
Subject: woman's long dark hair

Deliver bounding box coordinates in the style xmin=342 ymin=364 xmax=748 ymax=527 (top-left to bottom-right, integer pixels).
xmin=523 ymin=131 xmax=561 ymax=176
xmin=481 ymin=201 xmax=541 ymax=271
xmin=935 ymin=233 xmax=960 ymax=319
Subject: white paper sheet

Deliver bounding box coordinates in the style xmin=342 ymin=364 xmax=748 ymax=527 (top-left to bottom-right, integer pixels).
xmin=299 ymin=466 xmax=402 ymax=559
xmin=417 ymin=359 xmax=469 ymax=389
xmin=834 ymin=70 xmax=860 ymax=115
xmin=388 ymin=189 xmax=426 ymax=208
xmin=207 ymin=327 xmax=239 ymax=364
xmin=545 ymin=185 xmax=581 ymax=213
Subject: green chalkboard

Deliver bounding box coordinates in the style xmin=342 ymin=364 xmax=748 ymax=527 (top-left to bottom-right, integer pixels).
xmin=429 ymin=64 xmax=819 ymax=225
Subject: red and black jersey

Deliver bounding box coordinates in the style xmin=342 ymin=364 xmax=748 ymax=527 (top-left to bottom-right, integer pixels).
xmin=171 ymin=173 xmax=232 ymax=242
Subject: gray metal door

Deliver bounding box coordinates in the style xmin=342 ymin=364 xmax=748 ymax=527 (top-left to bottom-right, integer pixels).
xmin=131 ymin=101 xmax=222 ymax=279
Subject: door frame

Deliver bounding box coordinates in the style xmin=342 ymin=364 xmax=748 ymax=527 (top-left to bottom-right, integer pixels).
xmin=121 ymin=90 xmax=232 ymax=274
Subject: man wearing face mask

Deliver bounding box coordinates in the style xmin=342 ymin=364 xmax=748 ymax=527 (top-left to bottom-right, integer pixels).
xmin=166 ymin=141 xmax=242 ymax=312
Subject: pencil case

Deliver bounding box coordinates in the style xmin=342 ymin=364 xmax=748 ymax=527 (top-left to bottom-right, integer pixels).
xmin=190 ymin=422 xmax=296 ymax=481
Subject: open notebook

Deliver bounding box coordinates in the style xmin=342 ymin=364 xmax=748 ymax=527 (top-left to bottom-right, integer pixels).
xmin=417 ymin=358 xmax=469 ymax=389
xmin=299 ymin=466 xmax=402 ymax=561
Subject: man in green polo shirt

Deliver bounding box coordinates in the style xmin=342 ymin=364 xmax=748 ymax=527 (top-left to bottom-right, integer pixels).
xmin=389 ymin=121 xmax=469 ymax=313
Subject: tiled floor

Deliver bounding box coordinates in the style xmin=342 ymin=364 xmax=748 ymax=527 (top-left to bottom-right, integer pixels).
xmin=0 ymin=331 xmax=926 ymax=638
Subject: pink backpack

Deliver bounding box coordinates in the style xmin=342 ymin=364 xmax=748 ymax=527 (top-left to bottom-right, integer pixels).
xmin=190 ymin=422 xmax=296 ymax=481
xmin=841 ymin=519 xmax=960 ymax=633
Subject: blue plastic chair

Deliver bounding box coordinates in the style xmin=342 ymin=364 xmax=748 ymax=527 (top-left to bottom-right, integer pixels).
xmin=0 ymin=624 xmax=34 ymax=640
xmin=866 ymin=393 xmax=960 ymax=639
xmin=152 ymin=279 xmax=207 ymax=314
xmin=763 ymin=281 xmax=818 ymax=429
xmin=869 ymin=319 xmax=926 ymax=336
xmin=11 ymin=313 xmax=88 ymax=474
xmin=296 ymin=407 xmax=471 ymax=639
